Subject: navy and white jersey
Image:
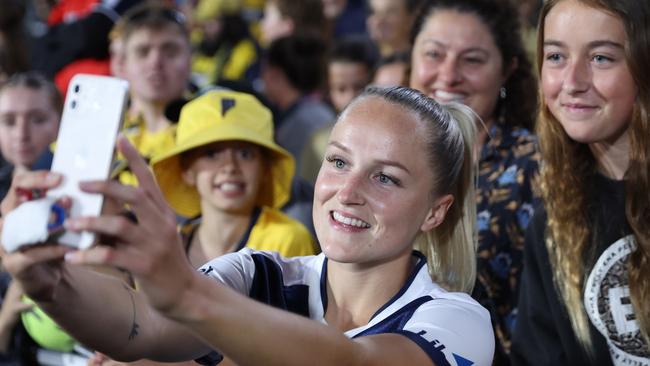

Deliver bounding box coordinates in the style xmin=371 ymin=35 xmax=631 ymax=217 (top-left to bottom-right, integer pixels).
xmin=197 ymin=248 xmax=494 ymax=366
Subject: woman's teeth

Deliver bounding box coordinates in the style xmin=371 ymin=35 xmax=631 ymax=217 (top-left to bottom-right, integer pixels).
xmin=434 ymin=90 xmax=465 ymax=102
xmin=332 ymin=211 xmax=370 ymax=228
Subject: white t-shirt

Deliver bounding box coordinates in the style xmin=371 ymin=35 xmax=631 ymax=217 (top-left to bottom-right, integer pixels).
xmin=198 ymin=249 xmax=495 ymax=366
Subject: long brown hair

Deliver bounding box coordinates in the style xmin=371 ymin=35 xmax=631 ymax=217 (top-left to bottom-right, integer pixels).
xmin=537 ymin=0 xmax=650 ymax=351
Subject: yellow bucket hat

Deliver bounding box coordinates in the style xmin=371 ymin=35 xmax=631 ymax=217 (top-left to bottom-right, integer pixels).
xmin=151 ymin=90 xmax=294 ymax=218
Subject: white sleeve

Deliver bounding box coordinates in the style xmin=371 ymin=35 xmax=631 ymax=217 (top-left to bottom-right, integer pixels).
xmin=196 ymin=248 xmax=260 ymax=295
xmin=398 ymin=298 xmax=495 ymax=366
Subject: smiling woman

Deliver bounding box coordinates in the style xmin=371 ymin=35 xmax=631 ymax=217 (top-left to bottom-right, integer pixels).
xmin=1 ymin=86 xmax=494 ymax=366
xmin=315 ymin=88 xmax=477 ymax=292
xmin=408 ymin=1 xmax=540 ymax=362
xmin=512 ymin=0 xmax=650 ymax=365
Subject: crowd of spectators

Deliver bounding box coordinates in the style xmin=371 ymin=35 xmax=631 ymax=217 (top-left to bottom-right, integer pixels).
xmin=1 ymin=0 xmax=648 ymax=366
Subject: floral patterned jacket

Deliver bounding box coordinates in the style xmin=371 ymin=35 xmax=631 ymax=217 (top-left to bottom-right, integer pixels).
xmin=472 ymin=122 xmax=540 ymax=363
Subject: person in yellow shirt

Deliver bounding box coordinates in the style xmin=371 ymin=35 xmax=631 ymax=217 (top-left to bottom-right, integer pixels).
xmin=191 ymin=0 xmax=261 ymax=89
xmin=152 ymin=89 xmax=317 ymax=267
xmin=110 ymin=3 xmax=193 ymax=185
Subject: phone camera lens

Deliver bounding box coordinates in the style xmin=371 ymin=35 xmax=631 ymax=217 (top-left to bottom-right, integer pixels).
xmin=71 ymin=100 xmax=77 ymax=109
xmin=74 ymin=85 xmax=80 ymax=93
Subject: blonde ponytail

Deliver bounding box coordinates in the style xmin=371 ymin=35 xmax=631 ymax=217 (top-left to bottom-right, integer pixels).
xmin=415 ymin=102 xmax=477 ymax=293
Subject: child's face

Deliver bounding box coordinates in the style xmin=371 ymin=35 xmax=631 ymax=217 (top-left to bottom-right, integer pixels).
xmin=182 ymin=141 xmax=264 ymax=215
xmin=328 ymin=61 xmax=370 ymax=113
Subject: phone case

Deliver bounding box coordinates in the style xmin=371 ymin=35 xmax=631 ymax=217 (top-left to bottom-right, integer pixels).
xmin=46 ymin=74 xmax=129 ymax=249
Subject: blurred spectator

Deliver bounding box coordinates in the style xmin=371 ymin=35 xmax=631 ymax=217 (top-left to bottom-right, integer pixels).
xmin=0 ymin=72 xmax=63 ymax=364
xmin=260 ymin=0 xmax=327 ymax=46
xmin=262 ymin=34 xmax=334 ymax=180
xmin=0 ymin=72 xmax=61 ymax=201
xmin=261 ymin=34 xmax=335 ymax=233
xmin=191 ymin=0 xmax=261 ymax=89
xmin=321 ymin=0 xmax=367 ymax=38
xmin=0 ymin=0 xmax=30 ymax=83
xmin=114 ymin=3 xmax=192 ymax=185
xmin=367 ymin=0 xmax=423 ymax=57
xmin=299 ymin=36 xmax=377 ymax=187
xmin=372 ymin=50 xmax=410 ymax=87
xmin=44 ymin=0 xmax=108 ymax=96
xmin=0 ymin=0 xmax=142 ymax=90
xmin=327 ymin=36 xmax=378 ymax=113
xmin=28 ymin=0 xmax=143 ymax=95
xmin=518 ymin=0 xmax=543 ymax=64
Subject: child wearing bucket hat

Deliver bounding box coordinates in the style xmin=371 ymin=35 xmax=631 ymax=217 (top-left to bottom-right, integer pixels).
xmin=152 ymin=90 xmax=317 ymax=266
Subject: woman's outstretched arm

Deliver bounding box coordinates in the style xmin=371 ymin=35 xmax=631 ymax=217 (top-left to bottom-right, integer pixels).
xmin=55 ymin=137 xmax=485 ymax=366
xmin=0 ymin=169 xmax=210 ymax=362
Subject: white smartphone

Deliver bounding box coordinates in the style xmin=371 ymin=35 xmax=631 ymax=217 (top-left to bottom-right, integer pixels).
xmin=46 ymin=74 xmax=129 ymax=249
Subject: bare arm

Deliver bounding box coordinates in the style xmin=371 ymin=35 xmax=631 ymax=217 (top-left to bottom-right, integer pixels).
xmin=39 ymin=264 xmax=210 ymax=362
xmin=0 ymin=170 xmax=210 ymax=363
xmin=69 ymin=250 xmax=434 ymax=366
xmin=87 ymin=354 xmax=204 ymax=366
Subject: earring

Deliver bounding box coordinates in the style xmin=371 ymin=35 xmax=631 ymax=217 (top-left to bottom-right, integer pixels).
xmin=499 ymin=87 xmax=507 ymax=99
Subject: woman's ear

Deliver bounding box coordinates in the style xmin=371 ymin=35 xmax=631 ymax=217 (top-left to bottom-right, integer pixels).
xmin=420 ymin=194 xmax=454 ymax=232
